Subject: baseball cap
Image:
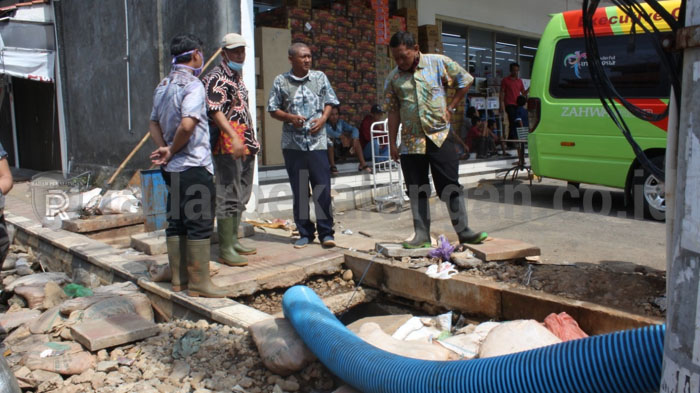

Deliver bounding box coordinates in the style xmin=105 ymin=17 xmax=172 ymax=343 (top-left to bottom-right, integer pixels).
xmin=371 ymin=104 xmax=384 ymax=114
xmin=222 ymin=33 xmax=246 ymax=49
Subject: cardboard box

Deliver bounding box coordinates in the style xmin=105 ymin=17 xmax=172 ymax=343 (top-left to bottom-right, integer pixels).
xmin=337 ymin=17 xmax=353 ymax=28
xmin=395 ymin=8 xmax=417 ymax=26
xmin=419 ymin=25 xmax=440 ymax=41
xmin=357 ymin=40 xmax=375 ymax=51
xmin=337 ymin=47 xmax=348 ymax=58
xmin=285 ymin=0 xmax=311 ymax=8
xmin=312 ymin=9 xmax=332 ymax=19
xmin=331 ymin=2 xmax=346 ymax=15
xmin=291 ymin=31 xmax=312 ymax=43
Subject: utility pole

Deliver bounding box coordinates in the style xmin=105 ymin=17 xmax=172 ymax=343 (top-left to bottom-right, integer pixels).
xmin=661 ymin=1 xmax=700 ymax=391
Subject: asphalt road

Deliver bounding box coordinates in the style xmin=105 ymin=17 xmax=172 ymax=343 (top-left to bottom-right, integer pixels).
xmin=337 ymin=177 xmax=667 ymax=272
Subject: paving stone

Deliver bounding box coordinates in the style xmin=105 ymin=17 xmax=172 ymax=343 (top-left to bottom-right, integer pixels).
xmin=211 ymin=304 xmax=272 ymax=329
xmin=463 ymin=237 xmax=540 ymax=261
xmin=131 ymin=223 xmax=254 ymax=255
xmin=71 ymin=313 xmax=159 ymax=351
xmin=0 ymin=309 xmax=41 ymax=334
xmin=376 ymin=243 xmax=434 ymax=258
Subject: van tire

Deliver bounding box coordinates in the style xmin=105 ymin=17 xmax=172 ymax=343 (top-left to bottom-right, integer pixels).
xmin=634 ymin=155 xmax=665 ymax=221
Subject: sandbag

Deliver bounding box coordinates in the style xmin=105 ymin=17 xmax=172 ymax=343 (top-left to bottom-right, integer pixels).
xmin=78 ymin=293 xmax=153 ymax=323
xmin=23 ymin=342 xmax=94 ymax=375
xmin=92 ymin=281 xmax=139 ymax=296
xmin=358 ymin=322 xmax=454 ymax=361
xmin=149 ymin=263 xmax=171 ymax=282
xmin=98 ymin=190 xmax=140 ymax=214
xmin=479 ymin=319 xmax=562 ymax=358
xmin=27 ymin=307 xmax=65 ymax=334
xmin=13 ymin=286 xmax=45 ymax=310
xmin=42 ymin=282 xmax=68 ymax=309
xmin=5 ymin=273 xmax=70 ymax=292
xmin=59 ymin=295 xmax=112 ymax=316
xmin=0 ymin=310 xmax=41 ymax=334
xmin=437 ymin=321 xmax=500 ymax=360
xmin=249 ymin=318 xmax=316 ymax=376
xmin=544 ymin=312 xmax=588 ymax=341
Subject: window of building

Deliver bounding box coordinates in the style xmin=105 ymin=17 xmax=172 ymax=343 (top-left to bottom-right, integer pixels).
xmin=495 ymin=34 xmax=517 ymax=79
xmin=442 ymin=23 xmax=467 ymax=70
xmin=519 ymin=38 xmax=538 ymax=79
xmin=550 ymin=35 xmax=670 ymax=98
xmin=469 ymin=28 xmax=494 ymax=79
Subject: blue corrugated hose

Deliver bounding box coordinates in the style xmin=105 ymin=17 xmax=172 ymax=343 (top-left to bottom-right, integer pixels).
xmin=282 ymin=285 xmax=665 ymax=393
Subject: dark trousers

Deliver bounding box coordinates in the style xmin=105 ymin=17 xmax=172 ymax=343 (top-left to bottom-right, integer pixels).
xmin=0 ymin=215 xmax=9 ymax=264
xmin=401 ymin=137 xmax=464 ymax=202
xmin=282 ymin=149 xmax=334 ymax=240
xmin=162 ymin=167 xmax=215 ymax=240
xmin=214 ymin=154 xmax=255 ymax=218
xmin=506 ymin=104 xmax=518 ymax=141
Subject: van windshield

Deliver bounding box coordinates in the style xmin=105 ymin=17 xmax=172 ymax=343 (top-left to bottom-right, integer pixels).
xmin=550 ymin=34 xmax=671 ymax=99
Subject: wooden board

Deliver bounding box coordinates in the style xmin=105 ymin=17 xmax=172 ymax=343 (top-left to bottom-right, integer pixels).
xmin=463 ymin=237 xmax=540 ymax=261
xmin=62 ymin=213 xmax=145 ymax=233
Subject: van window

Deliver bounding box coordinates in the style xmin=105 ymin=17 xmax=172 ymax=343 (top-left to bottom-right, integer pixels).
xmin=549 ymin=35 xmax=670 ymax=99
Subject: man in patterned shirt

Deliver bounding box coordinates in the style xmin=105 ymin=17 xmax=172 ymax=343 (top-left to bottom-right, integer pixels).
xmin=149 ymin=34 xmax=229 ymax=298
xmin=202 ymin=33 xmax=257 ymax=267
xmin=268 ymin=43 xmax=340 ymax=249
xmin=384 ymin=32 xmax=487 ymax=249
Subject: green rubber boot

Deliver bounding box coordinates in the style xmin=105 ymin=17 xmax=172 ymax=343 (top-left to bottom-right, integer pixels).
xmin=232 ymin=213 xmax=256 ymax=255
xmin=217 ymin=217 xmax=248 ymax=267
xmin=186 ymin=238 xmax=231 ymax=298
xmin=402 ymin=196 xmax=432 ymax=249
xmin=166 ymin=235 xmax=187 ymax=291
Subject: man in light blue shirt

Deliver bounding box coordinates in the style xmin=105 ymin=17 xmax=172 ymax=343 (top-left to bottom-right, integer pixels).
xmin=268 ymin=43 xmax=339 ymax=249
xmin=149 ymin=33 xmax=228 ymax=299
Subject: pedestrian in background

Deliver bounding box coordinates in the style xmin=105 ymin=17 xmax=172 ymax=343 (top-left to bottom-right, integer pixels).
xmin=384 ymin=31 xmax=487 ymax=249
xmin=149 ymin=33 xmax=229 ymax=298
xmin=500 ymin=63 xmax=529 ymax=142
xmin=268 ymin=43 xmax=340 ymax=249
xmin=202 ymin=33 xmax=257 ymax=267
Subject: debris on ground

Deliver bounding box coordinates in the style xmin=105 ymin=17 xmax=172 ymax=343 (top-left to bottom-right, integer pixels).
xmin=249 ymin=318 xmax=316 ymax=377
xmin=543 ymin=312 xmax=588 ymax=341
xmin=1 ymin=246 xmax=341 ymax=392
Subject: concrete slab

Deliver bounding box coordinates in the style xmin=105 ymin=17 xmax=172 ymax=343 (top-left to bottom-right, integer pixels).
xmin=71 ymin=313 xmax=159 ymax=351
xmin=343 ymin=251 xmax=663 ymax=335
xmin=130 ymin=223 xmax=255 ymax=255
xmin=0 ymin=310 xmax=41 ymax=334
xmin=464 ymin=237 xmax=540 ymax=261
xmin=376 ymin=243 xmax=434 ymax=258
xmin=62 ymin=213 xmax=144 ymax=233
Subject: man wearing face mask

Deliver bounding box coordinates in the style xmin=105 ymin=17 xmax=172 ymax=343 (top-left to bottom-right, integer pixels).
xmin=384 ymin=32 xmax=487 ymax=249
xmin=150 ymin=34 xmax=229 ymax=298
xmin=202 ymin=33 xmax=257 ymax=267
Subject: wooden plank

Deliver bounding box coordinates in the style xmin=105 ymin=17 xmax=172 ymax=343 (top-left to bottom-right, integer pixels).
xmin=463 ymin=237 xmax=540 ymax=261
xmin=62 ymin=213 xmax=145 ymax=233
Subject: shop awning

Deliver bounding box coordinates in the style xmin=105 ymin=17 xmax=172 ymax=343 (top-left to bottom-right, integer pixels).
xmin=0 ymin=2 xmax=55 ymax=83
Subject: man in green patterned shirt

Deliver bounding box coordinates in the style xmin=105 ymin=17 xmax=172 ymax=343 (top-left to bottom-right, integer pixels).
xmin=384 ymin=32 xmax=487 ymax=249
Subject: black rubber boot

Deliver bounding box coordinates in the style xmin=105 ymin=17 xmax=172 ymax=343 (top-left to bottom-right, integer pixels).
xmin=447 ymin=192 xmax=488 ymax=245
xmin=402 ymin=196 xmax=432 ymax=249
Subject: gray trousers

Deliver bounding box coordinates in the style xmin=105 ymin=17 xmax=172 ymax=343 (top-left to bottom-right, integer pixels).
xmin=213 ymin=154 xmax=255 ymax=218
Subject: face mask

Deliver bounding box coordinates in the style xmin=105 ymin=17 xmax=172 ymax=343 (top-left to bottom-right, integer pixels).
xmin=227 ymin=61 xmax=244 ymax=73
xmin=172 ymin=49 xmax=203 ymax=76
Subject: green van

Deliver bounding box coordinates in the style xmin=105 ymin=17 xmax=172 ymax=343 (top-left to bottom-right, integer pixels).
xmin=527 ymin=0 xmax=680 ymax=219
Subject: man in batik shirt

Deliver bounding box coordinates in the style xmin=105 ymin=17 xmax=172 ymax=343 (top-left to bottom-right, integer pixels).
xmin=384 ymin=32 xmax=487 ymax=249
xmin=268 ymin=43 xmax=339 ymax=249
xmin=203 ymin=33 xmax=257 ymax=267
